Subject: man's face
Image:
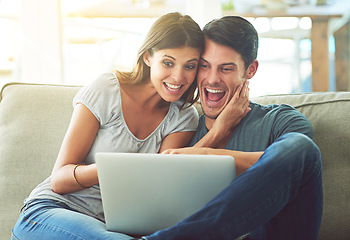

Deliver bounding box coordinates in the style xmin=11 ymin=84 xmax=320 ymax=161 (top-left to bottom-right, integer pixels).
xmin=197 ymin=38 xmax=249 ymax=121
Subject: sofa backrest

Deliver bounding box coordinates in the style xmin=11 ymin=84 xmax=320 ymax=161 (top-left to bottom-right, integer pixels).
xmin=252 ymin=92 xmax=350 ymax=240
xmin=1 ymin=83 xmax=349 ymax=240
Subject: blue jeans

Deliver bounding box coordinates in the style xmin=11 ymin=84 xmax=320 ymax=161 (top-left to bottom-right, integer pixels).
xmin=145 ymin=133 xmax=323 ymax=240
xmin=11 ymin=199 xmax=134 ymax=240
xmin=12 ymin=132 xmax=322 ymax=240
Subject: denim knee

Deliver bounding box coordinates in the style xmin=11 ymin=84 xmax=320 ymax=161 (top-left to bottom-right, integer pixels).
xmin=278 ymin=132 xmax=322 ymax=170
xmin=280 ymin=132 xmax=319 ymax=154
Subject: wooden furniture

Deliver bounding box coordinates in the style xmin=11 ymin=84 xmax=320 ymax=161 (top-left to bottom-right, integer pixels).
xmin=223 ymin=1 xmax=350 ymax=91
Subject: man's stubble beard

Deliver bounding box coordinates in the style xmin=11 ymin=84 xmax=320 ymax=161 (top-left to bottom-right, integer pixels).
xmin=203 ymin=107 xmax=221 ymax=120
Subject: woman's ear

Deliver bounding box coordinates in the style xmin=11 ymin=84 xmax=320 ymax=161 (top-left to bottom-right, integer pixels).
xmin=245 ymin=59 xmax=259 ymax=79
xmin=143 ymin=51 xmax=151 ymax=67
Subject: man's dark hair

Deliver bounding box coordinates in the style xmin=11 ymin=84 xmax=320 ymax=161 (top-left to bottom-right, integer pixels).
xmin=203 ymin=16 xmax=259 ymax=69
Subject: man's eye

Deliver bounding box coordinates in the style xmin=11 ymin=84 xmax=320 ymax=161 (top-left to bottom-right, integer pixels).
xmin=199 ymin=64 xmax=208 ymax=69
xmin=163 ymin=61 xmax=173 ymax=67
xmin=221 ymin=67 xmax=233 ymax=72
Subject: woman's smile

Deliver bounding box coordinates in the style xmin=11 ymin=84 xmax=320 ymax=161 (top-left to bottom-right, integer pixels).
xmin=164 ymin=82 xmax=183 ymax=92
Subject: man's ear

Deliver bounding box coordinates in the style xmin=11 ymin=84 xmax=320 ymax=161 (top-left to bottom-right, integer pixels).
xmin=143 ymin=51 xmax=151 ymax=67
xmin=245 ymin=60 xmax=259 ymax=79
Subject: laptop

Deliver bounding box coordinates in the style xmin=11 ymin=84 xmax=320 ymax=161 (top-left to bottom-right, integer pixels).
xmin=95 ymin=152 xmax=236 ymax=235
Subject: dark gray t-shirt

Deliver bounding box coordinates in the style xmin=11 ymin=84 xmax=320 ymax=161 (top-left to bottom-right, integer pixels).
xmin=190 ymin=102 xmax=313 ymax=151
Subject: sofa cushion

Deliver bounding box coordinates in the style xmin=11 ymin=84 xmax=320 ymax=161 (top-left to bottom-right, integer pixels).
xmin=252 ymin=92 xmax=350 ymax=240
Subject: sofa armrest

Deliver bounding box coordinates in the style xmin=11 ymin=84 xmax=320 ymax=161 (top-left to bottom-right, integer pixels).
xmin=0 ymin=83 xmax=81 ymax=238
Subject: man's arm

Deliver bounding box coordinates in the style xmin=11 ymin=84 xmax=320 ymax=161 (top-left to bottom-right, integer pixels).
xmin=162 ymin=147 xmax=263 ymax=176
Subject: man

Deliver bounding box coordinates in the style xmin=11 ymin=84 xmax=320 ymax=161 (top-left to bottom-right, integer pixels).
xmin=141 ymin=16 xmax=323 ymax=240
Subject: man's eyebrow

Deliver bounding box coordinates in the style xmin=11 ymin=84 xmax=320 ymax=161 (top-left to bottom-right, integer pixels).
xmin=222 ymin=62 xmax=237 ymax=67
xmin=200 ymin=57 xmax=237 ymax=67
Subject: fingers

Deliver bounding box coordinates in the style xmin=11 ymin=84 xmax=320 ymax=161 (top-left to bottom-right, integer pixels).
xmin=161 ymin=149 xmax=171 ymax=154
xmin=161 ymin=149 xmax=180 ymax=154
xmin=241 ymin=80 xmax=250 ymax=98
xmin=242 ymin=107 xmax=251 ymax=118
xmin=234 ymin=81 xmax=250 ymax=107
xmin=234 ymin=80 xmax=249 ymax=98
xmin=231 ymin=84 xmax=243 ymax=103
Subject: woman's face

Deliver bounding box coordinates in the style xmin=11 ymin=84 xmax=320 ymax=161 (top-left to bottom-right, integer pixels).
xmin=144 ymin=46 xmax=200 ymax=103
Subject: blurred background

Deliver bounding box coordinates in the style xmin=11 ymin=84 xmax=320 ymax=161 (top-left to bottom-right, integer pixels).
xmin=0 ymin=0 xmax=349 ymax=97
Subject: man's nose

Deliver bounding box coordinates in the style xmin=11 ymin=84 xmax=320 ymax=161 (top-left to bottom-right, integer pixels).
xmin=206 ymin=68 xmax=220 ymax=85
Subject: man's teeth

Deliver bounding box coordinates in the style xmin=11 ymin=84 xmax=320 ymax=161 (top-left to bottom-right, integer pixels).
xmin=165 ymin=83 xmax=181 ymax=91
xmin=206 ymin=88 xmax=224 ymax=93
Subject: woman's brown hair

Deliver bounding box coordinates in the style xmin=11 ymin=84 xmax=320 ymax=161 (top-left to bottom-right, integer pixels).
xmin=115 ymin=12 xmax=204 ymax=106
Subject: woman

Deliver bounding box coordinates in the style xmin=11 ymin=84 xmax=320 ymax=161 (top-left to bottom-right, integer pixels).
xmin=11 ymin=12 xmax=204 ymax=240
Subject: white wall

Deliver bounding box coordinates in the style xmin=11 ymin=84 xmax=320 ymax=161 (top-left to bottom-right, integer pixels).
xmin=20 ymin=0 xmax=63 ymax=84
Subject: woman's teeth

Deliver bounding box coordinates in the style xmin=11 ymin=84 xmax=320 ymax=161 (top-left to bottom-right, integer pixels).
xmin=165 ymin=83 xmax=181 ymax=91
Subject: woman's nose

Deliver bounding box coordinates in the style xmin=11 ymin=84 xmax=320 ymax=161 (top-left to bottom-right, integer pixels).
xmin=171 ymin=68 xmax=184 ymax=83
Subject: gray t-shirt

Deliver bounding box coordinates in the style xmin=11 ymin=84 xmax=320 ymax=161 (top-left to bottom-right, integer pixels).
xmin=25 ymin=73 xmax=199 ymax=222
xmin=190 ymin=102 xmax=313 ymax=150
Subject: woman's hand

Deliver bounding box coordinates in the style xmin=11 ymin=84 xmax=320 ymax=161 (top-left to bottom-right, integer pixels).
xmin=212 ymin=80 xmax=251 ymax=137
xmin=194 ymin=81 xmax=250 ymax=148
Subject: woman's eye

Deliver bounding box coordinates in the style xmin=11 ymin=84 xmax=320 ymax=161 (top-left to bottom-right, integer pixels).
xmin=163 ymin=61 xmax=173 ymax=67
xmin=185 ymin=64 xmax=197 ymax=70
xmin=199 ymin=64 xmax=208 ymax=69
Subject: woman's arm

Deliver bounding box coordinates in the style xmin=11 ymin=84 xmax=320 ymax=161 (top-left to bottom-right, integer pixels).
xmin=51 ymin=103 xmax=100 ymax=194
xmin=161 ymin=81 xmax=260 ymax=176
xmin=158 ymin=131 xmax=195 ymax=153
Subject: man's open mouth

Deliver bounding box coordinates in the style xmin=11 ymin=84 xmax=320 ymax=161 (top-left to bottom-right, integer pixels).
xmin=205 ymin=88 xmax=226 ymax=102
xmin=164 ymin=82 xmax=182 ymax=92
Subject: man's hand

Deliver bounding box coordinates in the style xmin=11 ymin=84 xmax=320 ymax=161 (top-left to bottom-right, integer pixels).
xmin=162 ymin=147 xmax=212 ymax=155
xmin=162 ymin=146 xmax=263 ymax=176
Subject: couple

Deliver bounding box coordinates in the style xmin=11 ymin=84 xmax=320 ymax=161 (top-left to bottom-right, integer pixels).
xmin=12 ymin=12 xmax=323 ymax=240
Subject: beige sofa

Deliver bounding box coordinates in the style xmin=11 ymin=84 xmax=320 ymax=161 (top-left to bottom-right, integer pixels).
xmin=1 ymin=82 xmax=349 ymax=240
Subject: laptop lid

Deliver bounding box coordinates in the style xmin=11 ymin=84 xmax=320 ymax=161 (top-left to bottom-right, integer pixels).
xmin=96 ymin=152 xmax=235 ymax=235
